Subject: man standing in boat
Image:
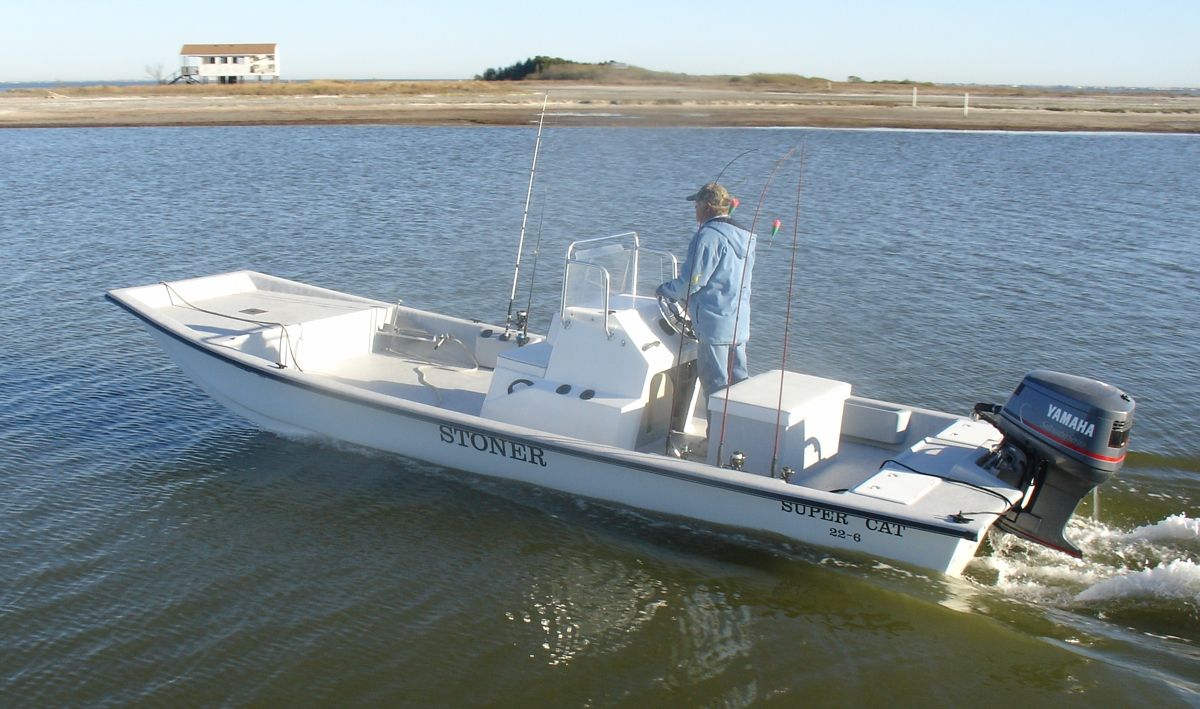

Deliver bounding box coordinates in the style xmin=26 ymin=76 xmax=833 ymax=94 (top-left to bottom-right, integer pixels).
xmin=656 ymin=182 xmax=757 ymax=411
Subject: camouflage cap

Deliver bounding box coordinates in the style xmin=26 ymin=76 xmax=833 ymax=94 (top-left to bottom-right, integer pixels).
xmin=686 ymin=182 xmax=732 ymax=209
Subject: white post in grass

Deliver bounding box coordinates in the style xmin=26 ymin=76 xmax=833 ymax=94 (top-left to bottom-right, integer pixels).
xmin=912 ymin=86 xmax=917 ymax=107
xmin=964 ymin=92 xmax=970 ymax=117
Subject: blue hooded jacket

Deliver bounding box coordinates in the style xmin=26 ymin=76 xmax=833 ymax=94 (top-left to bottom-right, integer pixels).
xmin=658 ymin=216 xmax=757 ymax=346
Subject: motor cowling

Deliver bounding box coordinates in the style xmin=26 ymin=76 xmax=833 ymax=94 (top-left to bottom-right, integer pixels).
xmin=977 ymin=370 xmax=1135 ymax=557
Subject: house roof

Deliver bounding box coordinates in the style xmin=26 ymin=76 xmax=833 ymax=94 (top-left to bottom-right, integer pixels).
xmin=180 ymin=44 xmax=277 ymax=56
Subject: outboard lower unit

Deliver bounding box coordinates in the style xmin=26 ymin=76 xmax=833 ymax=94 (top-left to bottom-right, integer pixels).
xmin=976 ymin=370 xmax=1135 ymax=557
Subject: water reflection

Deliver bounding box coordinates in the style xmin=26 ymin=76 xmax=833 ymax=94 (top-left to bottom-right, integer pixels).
xmin=507 ymin=557 xmax=667 ymax=665
xmin=667 ymin=587 xmax=754 ymax=686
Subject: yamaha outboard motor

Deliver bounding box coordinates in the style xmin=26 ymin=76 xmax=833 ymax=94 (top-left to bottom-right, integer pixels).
xmin=975 ymin=370 xmax=1135 ymax=557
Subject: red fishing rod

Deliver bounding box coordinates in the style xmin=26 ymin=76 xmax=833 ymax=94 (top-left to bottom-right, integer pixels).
xmin=771 ymin=140 xmax=807 ymax=479
xmin=715 ymin=146 xmax=795 ymax=468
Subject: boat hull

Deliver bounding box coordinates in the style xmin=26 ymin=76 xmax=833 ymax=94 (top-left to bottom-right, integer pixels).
xmin=139 ymin=318 xmax=984 ymax=576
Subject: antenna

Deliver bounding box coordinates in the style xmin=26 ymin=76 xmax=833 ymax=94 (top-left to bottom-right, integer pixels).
xmin=771 ymin=140 xmax=807 ymax=478
xmin=503 ymin=93 xmax=549 ymax=339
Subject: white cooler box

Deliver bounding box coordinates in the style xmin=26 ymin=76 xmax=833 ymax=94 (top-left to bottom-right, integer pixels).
xmin=707 ymin=370 xmax=851 ymax=476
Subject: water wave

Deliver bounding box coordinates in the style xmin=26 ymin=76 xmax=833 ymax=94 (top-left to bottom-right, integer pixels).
xmin=968 ymin=514 xmax=1200 ymax=610
xmin=1075 ymin=559 xmax=1200 ymax=603
xmin=1118 ymin=514 xmax=1200 ymax=544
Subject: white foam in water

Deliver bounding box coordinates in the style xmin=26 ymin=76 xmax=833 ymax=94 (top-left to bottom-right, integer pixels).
xmin=969 ymin=514 xmax=1200 ymax=608
xmin=1117 ymin=514 xmax=1200 ymax=543
xmin=1075 ymin=559 xmax=1200 ymax=603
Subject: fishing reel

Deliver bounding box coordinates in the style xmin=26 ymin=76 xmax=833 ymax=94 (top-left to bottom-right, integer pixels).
xmin=656 ymin=294 xmax=696 ymax=340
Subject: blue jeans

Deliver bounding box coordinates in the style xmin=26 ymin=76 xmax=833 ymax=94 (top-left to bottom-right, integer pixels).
xmin=697 ymin=342 xmax=748 ymax=403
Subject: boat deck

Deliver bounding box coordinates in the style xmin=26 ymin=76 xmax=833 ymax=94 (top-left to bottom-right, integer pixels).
xmin=312 ymin=351 xmax=494 ymax=416
xmin=297 ymin=341 xmax=1022 ymax=533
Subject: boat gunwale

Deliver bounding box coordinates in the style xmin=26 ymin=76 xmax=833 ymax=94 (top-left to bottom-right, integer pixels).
xmin=106 ymin=287 xmax=987 ymax=543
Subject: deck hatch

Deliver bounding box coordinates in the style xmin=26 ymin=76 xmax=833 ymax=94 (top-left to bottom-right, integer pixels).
xmin=852 ymin=467 xmax=941 ymax=505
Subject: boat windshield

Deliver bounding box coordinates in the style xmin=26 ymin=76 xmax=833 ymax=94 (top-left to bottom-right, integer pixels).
xmin=562 ymin=232 xmax=677 ymax=317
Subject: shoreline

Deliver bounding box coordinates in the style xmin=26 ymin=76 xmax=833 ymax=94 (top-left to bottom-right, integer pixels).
xmin=4 ymin=82 xmax=1199 ymax=133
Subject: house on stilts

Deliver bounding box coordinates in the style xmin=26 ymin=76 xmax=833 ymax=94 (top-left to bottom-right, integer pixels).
xmin=169 ymin=44 xmax=280 ymax=84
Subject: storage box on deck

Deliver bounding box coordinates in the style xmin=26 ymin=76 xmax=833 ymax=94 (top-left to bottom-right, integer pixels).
xmin=707 ymin=370 xmax=851 ymax=475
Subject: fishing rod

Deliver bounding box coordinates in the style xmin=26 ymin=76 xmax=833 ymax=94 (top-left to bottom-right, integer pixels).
xmin=517 ymin=103 xmax=563 ymax=343
xmin=771 ymin=140 xmax=807 ymax=479
xmin=503 ymin=93 xmax=549 ymax=340
xmin=715 ymin=146 xmax=796 ymax=468
xmin=715 ymin=148 xmax=757 ymax=184
xmin=520 ymin=186 xmax=550 ymax=343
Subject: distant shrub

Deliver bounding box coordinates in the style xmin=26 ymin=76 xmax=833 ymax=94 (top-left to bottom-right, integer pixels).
xmin=477 ymin=56 xmax=613 ymax=81
xmin=879 ymin=79 xmax=935 ymax=86
xmin=474 ymin=59 xmax=831 ymax=88
xmin=742 ymin=73 xmax=825 ymax=88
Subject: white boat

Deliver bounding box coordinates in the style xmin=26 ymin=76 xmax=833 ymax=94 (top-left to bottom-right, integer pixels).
xmin=107 ymin=231 xmax=1135 ymax=576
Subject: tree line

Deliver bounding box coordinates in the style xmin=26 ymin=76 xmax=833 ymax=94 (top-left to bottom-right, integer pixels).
xmin=477 ymin=56 xmax=610 ymax=81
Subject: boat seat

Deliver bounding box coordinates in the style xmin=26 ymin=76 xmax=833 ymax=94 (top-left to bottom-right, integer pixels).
xmin=495 ymin=341 xmax=552 ymax=378
xmin=842 ymin=399 xmax=912 ymax=445
xmin=481 ymin=380 xmax=645 ymax=449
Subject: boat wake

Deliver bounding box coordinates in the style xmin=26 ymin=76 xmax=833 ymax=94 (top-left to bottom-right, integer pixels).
xmin=967 ymin=514 xmax=1200 ymax=612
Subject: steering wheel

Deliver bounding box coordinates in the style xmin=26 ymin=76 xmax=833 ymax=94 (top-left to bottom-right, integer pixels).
xmin=657 ymin=294 xmax=697 ymax=340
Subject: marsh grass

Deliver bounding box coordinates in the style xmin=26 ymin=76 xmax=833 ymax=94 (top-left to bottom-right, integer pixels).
xmin=515 ymin=65 xmax=1057 ymax=97
xmin=17 ymin=72 xmax=1187 ymax=109
xmin=531 ymin=64 xmax=837 ymax=89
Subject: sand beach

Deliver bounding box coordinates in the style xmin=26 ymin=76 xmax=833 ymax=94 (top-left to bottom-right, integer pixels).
xmin=3 ymin=81 xmax=1198 ymax=132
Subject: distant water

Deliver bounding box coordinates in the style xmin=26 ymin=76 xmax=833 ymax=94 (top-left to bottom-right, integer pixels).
xmin=1 ymin=125 xmax=1198 ymax=707
xmin=0 ymin=81 xmax=158 ymax=91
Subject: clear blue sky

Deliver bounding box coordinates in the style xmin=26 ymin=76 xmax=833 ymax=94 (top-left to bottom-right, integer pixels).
xmin=2 ymin=0 xmax=1196 ymax=87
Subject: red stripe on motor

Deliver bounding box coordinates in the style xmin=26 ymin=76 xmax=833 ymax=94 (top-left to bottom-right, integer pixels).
xmin=1025 ymin=420 xmax=1125 ymax=464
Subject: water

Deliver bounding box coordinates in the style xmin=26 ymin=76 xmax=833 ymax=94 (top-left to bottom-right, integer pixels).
xmin=2 ymin=125 xmax=1198 ymax=707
